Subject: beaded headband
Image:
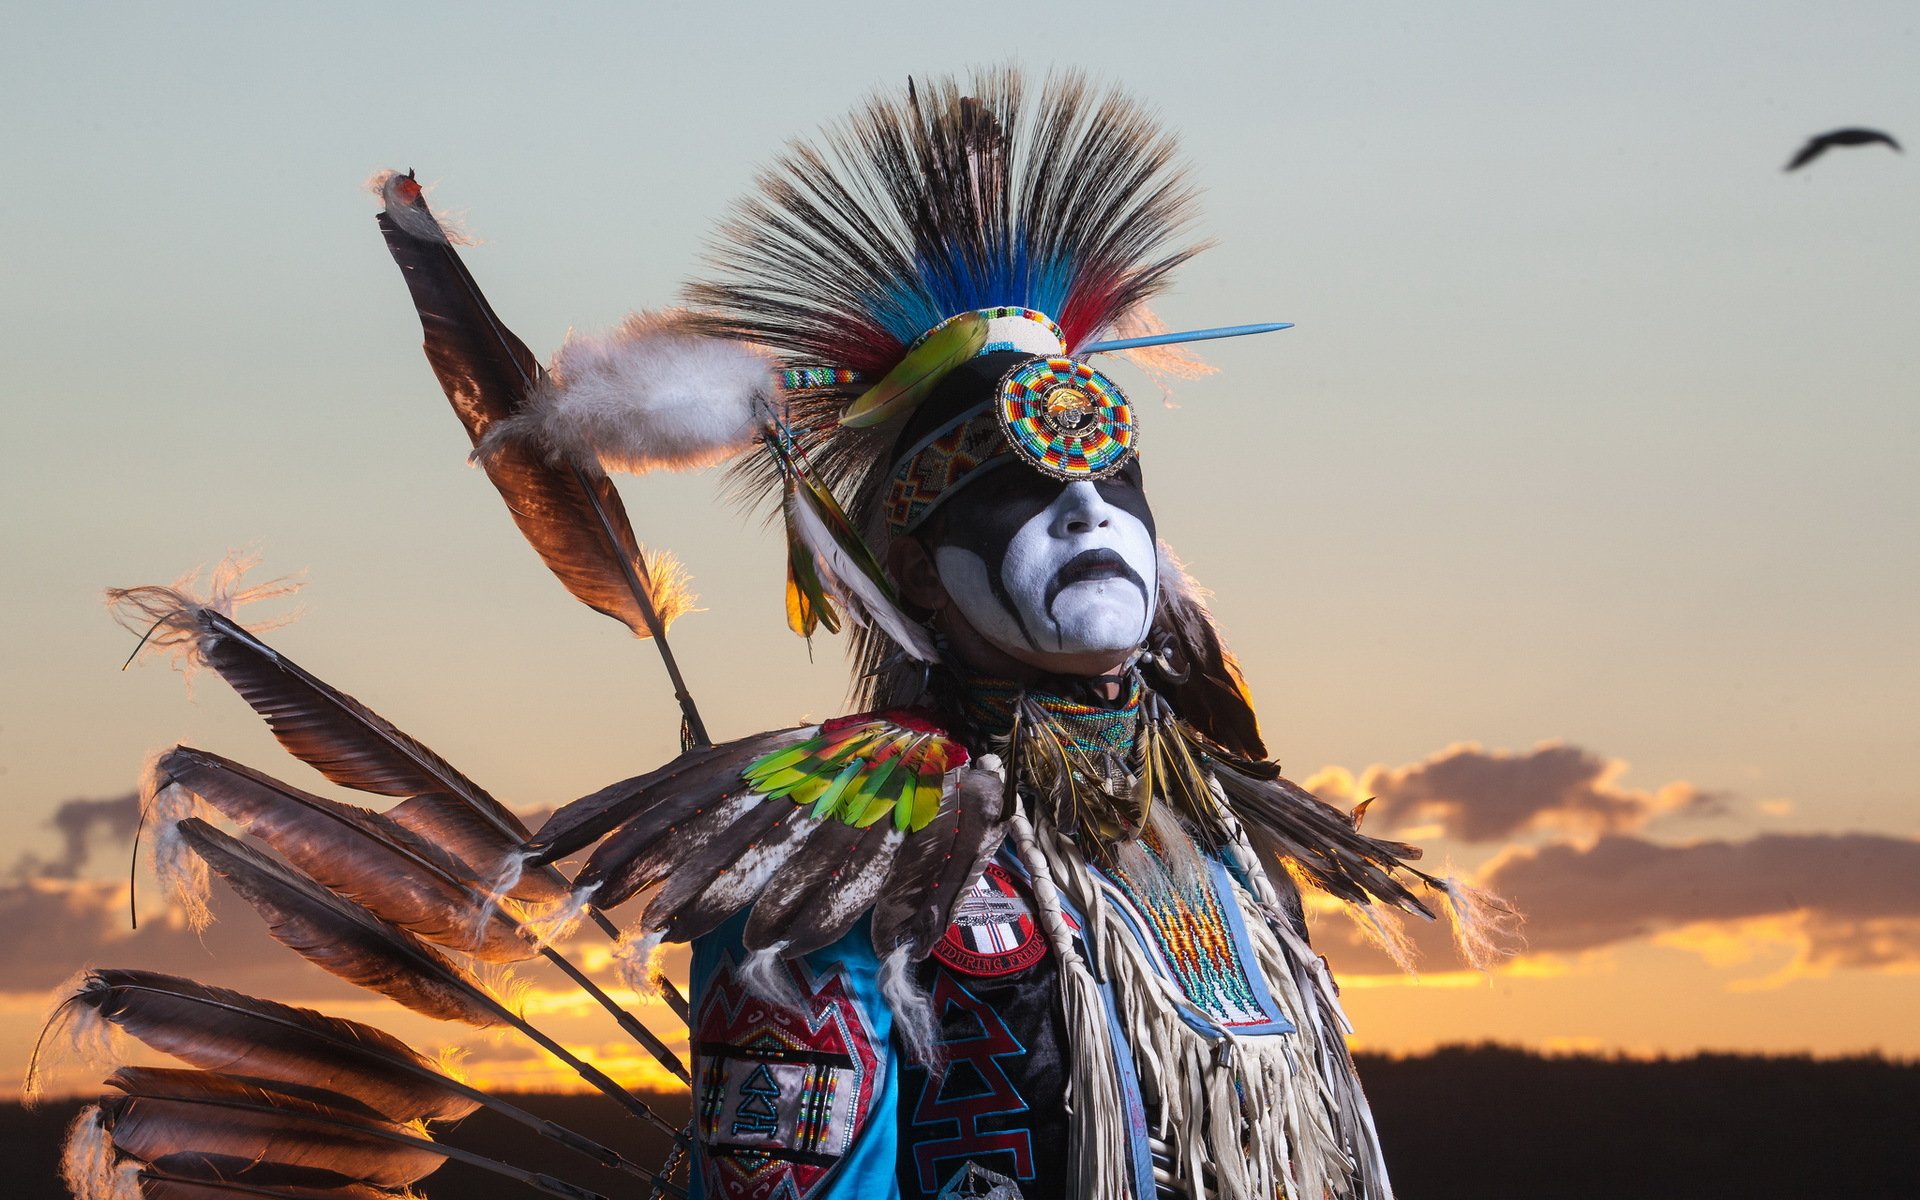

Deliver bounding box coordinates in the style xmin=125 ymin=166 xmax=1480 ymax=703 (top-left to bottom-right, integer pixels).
xmin=882 ymin=317 xmax=1139 ymax=534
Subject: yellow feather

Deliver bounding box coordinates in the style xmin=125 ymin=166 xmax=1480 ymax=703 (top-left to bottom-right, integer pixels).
xmin=838 ymin=312 xmax=989 ymax=428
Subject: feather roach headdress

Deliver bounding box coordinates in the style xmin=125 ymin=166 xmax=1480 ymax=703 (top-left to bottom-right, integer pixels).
xmin=433 ymin=67 xmax=1281 ymax=754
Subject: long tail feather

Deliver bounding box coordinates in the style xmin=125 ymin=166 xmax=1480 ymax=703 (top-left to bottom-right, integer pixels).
xmin=100 ymin=1066 xmax=445 ymax=1189
xmin=103 ymin=1066 xmax=635 ymax=1200
xmin=374 ymin=171 xmax=694 ymax=644
xmin=111 ymin=583 xmax=563 ymax=905
xmin=740 ymin=819 xmax=872 ymax=953
xmin=776 ymin=822 xmax=903 ymax=958
xmin=52 ymin=969 xmax=682 ymax=1189
xmin=175 ymin=819 xmax=506 ymax=1026
xmin=159 ymin=747 xmax=531 ymax=962
xmin=54 ymin=969 xmax=478 ymax=1123
xmin=646 ymin=807 xmax=812 ymax=943
xmin=573 ymin=792 xmax=762 ymax=912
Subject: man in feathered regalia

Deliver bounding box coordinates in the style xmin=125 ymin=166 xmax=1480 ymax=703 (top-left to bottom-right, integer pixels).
xmin=44 ymin=70 xmax=1512 ymax=1200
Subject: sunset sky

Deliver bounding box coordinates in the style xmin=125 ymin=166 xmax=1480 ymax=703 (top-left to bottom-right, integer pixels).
xmin=3 ymin=2 xmax=1916 ymax=1101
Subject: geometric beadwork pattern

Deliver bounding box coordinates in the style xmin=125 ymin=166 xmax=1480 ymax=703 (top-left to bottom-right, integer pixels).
xmin=883 ymin=409 xmax=1012 ymax=535
xmin=995 ymin=356 xmax=1135 ymax=480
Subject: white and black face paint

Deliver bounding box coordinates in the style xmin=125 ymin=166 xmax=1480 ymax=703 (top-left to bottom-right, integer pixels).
xmin=930 ymin=460 xmax=1158 ymax=663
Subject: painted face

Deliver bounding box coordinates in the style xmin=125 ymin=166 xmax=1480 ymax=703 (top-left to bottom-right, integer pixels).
xmin=930 ymin=459 xmax=1158 ymax=665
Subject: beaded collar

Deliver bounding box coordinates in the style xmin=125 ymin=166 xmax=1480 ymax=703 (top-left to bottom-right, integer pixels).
xmin=949 ymin=668 xmax=1143 ymax=760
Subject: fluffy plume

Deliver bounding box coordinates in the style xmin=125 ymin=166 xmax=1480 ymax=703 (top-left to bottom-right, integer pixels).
xmin=1343 ymin=900 xmax=1420 ymax=976
xmin=105 ymin=552 xmax=301 ymax=682
xmin=367 ymin=169 xmax=474 ymax=245
xmin=62 ymin=1107 xmax=141 ymax=1200
xmin=879 ymin=945 xmax=939 ymax=1067
xmin=611 ymin=926 xmax=667 ymax=997
xmin=1437 ymin=875 xmax=1526 ymax=971
xmin=1107 ymin=303 xmax=1217 ymax=391
xmin=26 ymin=970 xmax=118 ymax=1105
xmin=141 ymin=752 xmax=215 ymax=931
xmin=737 ymin=945 xmax=804 ymax=1009
xmin=481 ymin=311 xmax=774 ymax=475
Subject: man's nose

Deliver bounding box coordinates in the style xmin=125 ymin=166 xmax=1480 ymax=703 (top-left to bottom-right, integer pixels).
xmin=1054 ymin=482 xmax=1113 ymax=536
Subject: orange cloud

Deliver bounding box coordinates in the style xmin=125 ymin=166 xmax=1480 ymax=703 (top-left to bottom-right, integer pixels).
xmin=1481 ymin=832 xmax=1920 ymax=969
xmin=1311 ymin=741 xmax=1725 ymax=843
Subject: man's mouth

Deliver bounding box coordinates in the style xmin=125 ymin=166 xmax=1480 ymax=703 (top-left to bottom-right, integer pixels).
xmin=1045 ymin=549 xmax=1147 ymax=613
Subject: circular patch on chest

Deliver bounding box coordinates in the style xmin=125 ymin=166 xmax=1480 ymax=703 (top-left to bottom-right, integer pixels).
xmin=932 ymin=863 xmax=1048 ymax=978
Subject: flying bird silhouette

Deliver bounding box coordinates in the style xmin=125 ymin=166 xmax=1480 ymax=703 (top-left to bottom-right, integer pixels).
xmin=1784 ymin=127 xmax=1902 ymax=172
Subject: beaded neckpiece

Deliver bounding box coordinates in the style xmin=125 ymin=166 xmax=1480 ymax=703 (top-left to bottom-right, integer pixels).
xmin=942 ymin=667 xmax=1228 ymax=859
xmin=951 ymin=668 xmax=1143 ymax=758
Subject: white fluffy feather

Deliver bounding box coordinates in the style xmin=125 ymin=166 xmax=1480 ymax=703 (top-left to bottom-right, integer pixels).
xmin=612 ymin=925 xmax=668 ymax=998
xmin=61 ymin=1107 xmax=141 ymax=1200
xmin=143 ymin=751 xmax=215 ymax=932
xmin=880 ymin=944 xmax=940 ymax=1067
xmin=484 ymin=311 xmax=775 ymax=475
xmin=1438 ymin=875 xmax=1526 ymax=971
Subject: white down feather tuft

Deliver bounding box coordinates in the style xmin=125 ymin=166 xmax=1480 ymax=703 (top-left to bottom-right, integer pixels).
xmin=482 ymin=311 xmax=777 ymax=476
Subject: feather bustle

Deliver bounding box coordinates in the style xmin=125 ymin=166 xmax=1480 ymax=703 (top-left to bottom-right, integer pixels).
xmin=641 ymin=801 xmax=799 ymax=939
xmin=740 ymin=818 xmax=870 ymax=952
xmin=778 ymin=823 xmax=904 ymax=958
xmin=869 ymin=765 xmax=1007 ymax=958
xmin=576 ymin=791 xmax=762 ymax=910
xmin=528 ymin=729 xmax=805 ymax=865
